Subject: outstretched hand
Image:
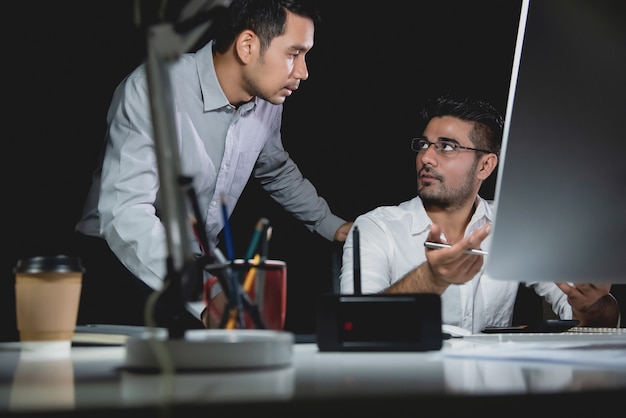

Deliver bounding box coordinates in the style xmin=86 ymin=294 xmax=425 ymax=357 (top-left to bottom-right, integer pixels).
xmin=423 ymin=223 xmax=491 ymax=288
xmin=385 ymin=223 xmax=491 ymax=295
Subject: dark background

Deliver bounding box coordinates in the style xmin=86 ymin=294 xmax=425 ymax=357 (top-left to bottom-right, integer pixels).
xmin=2 ymin=0 xmax=524 ymax=340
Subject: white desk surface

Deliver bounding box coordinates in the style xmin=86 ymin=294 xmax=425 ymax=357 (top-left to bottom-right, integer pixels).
xmin=1 ymin=332 xmax=625 ymax=417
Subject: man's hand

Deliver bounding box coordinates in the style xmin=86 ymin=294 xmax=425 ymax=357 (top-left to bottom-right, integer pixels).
xmin=201 ymin=280 xmax=229 ymax=328
xmin=334 ymin=221 xmax=354 ymax=242
xmin=386 ymin=223 xmax=491 ymax=295
xmin=555 ymin=282 xmax=619 ymax=327
xmin=424 ymin=223 xmax=491 ymax=287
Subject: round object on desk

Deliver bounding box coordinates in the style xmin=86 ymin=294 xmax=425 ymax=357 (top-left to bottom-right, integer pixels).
xmin=124 ymin=329 xmax=294 ymax=371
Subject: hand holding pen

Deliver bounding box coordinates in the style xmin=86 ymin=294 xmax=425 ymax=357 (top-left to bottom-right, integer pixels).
xmin=423 ymin=223 xmax=490 ymax=287
xmin=424 ymin=223 xmax=490 ymax=256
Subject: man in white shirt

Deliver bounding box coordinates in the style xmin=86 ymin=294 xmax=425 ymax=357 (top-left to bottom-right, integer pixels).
xmin=340 ymin=95 xmax=619 ymax=333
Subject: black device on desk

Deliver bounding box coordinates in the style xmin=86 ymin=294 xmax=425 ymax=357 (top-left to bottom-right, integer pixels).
xmin=316 ymin=226 xmax=443 ymax=352
xmin=482 ymin=319 xmax=579 ymax=334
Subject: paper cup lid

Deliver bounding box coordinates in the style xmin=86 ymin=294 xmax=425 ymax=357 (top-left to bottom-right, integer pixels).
xmin=14 ymin=255 xmax=84 ymax=274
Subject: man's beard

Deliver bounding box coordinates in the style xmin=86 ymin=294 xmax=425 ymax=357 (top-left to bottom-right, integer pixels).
xmin=418 ymin=164 xmax=477 ymax=210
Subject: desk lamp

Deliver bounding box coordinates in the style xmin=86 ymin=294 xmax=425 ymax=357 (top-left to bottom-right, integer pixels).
xmin=123 ymin=0 xmax=293 ymax=371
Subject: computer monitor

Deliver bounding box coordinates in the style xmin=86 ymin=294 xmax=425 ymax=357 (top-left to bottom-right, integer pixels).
xmin=485 ymin=0 xmax=626 ymax=283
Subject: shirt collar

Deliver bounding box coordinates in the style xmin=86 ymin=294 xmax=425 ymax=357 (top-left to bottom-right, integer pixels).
xmin=196 ymin=40 xmax=257 ymax=113
xmin=410 ymin=197 xmax=432 ymax=236
xmin=409 ymin=195 xmax=494 ymax=236
xmin=472 ymin=196 xmax=495 ymax=223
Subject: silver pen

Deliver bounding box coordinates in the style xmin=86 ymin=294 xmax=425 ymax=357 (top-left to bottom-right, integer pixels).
xmin=424 ymin=241 xmax=488 ymax=256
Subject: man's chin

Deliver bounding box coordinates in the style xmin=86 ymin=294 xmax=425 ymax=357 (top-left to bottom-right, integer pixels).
xmin=265 ymin=95 xmax=287 ymax=105
xmin=419 ymin=193 xmax=446 ymax=207
xmin=418 ymin=185 xmax=438 ymax=198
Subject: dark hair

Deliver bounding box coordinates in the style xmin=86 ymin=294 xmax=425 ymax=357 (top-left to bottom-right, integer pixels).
xmin=212 ymin=0 xmax=321 ymax=55
xmin=421 ymin=95 xmax=504 ymax=155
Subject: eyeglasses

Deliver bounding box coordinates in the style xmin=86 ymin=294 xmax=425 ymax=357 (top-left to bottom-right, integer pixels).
xmin=411 ymin=137 xmax=493 ymax=157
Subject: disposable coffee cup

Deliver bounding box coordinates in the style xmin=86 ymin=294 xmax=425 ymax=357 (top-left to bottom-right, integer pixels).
xmin=14 ymin=255 xmax=84 ymax=343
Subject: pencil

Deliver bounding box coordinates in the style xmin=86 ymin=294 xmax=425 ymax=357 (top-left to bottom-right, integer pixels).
xmin=225 ymin=254 xmax=261 ymax=329
xmin=245 ymin=218 xmax=269 ymax=261
xmin=243 ymin=254 xmax=262 ymax=293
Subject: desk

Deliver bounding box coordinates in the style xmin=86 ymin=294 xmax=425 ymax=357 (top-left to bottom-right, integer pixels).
xmin=1 ymin=334 xmax=625 ymax=417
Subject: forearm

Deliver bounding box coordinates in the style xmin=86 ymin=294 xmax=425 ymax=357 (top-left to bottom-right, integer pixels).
xmin=384 ymin=263 xmax=449 ymax=295
xmin=257 ymin=154 xmax=345 ymax=241
xmin=573 ymin=293 xmax=620 ymax=327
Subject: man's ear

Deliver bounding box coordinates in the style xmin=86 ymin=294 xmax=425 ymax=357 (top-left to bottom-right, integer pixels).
xmin=477 ymin=153 xmax=499 ymax=181
xmin=234 ymin=30 xmax=257 ymax=64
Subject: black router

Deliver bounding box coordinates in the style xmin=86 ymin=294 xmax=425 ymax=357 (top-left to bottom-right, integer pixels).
xmin=316 ymin=226 xmax=443 ymax=352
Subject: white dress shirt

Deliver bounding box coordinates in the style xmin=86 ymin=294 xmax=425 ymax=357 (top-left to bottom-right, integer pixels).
xmin=340 ymin=196 xmax=572 ymax=333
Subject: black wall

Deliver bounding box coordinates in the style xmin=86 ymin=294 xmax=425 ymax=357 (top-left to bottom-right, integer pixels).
xmin=2 ymin=0 xmax=523 ymax=340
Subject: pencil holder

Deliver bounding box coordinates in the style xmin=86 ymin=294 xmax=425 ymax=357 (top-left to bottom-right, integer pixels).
xmin=204 ymin=259 xmax=287 ymax=330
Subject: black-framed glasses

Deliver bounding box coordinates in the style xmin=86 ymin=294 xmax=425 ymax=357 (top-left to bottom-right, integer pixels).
xmin=411 ymin=137 xmax=493 ymax=157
